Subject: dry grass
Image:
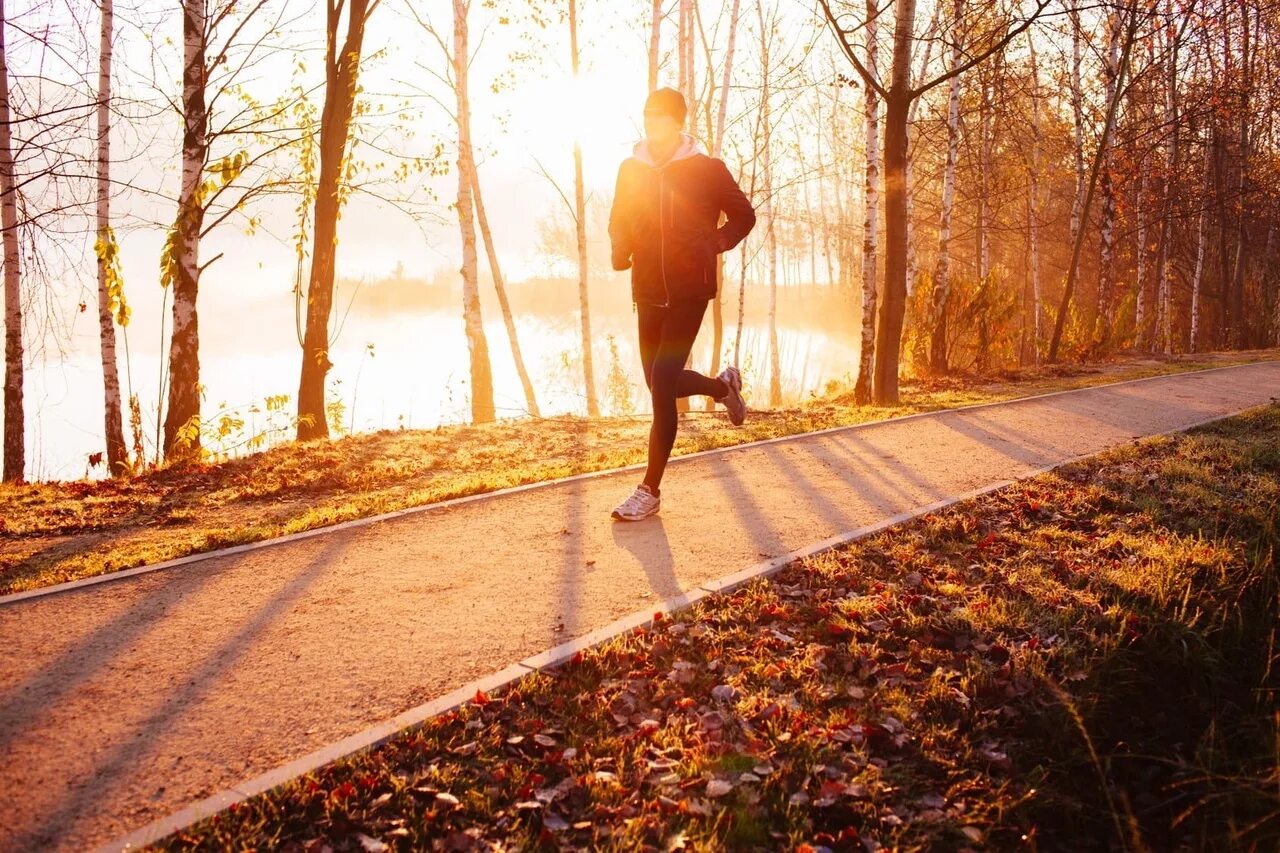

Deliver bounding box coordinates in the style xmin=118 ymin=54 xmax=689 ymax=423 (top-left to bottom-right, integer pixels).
xmin=1 ymin=349 xmax=1274 ymax=595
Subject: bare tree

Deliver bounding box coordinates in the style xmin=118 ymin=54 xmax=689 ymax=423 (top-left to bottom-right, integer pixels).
xmin=569 ymin=0 xmax=597 ymax=416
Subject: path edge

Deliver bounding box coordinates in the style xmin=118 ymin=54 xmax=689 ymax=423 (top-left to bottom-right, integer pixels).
xmin=95 ymin=405 xmax=1256 ymax=852
xmin=9 ymin=359 xmax=1278 ymax=608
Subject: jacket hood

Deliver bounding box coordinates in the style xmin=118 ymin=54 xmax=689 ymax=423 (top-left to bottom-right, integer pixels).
xmin=632 ymin=131 xmax=707 ymax=167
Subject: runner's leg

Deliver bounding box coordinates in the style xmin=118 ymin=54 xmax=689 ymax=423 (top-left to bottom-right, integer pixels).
xmin=642 ymin=299 xmax=727 ymax=493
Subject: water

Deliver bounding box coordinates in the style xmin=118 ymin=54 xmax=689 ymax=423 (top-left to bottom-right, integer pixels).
xmin=18 ymin=300 xmax=860 ymax=482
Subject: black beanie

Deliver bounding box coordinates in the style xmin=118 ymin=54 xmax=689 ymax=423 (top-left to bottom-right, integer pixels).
xmin=644 ymin=87 xmax=687 ymax=124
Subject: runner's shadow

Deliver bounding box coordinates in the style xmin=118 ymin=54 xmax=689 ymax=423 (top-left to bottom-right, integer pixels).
xmin=610 ymin=515 xmax=682 ymax=600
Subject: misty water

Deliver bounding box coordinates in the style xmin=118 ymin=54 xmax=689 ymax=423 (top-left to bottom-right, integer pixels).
xmin=21 ymin=279 xmax=861 ymax=481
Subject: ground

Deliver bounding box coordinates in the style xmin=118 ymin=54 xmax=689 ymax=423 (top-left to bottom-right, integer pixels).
xmin=2 ymin=350 xmax=1275 ymax=594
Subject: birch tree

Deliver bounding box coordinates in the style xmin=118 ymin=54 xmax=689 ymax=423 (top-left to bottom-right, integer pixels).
xmin=926 ymin=0 xmax=962 ymax=375
xmin=92 ymin=0 xmax=128 ymax=475
xmin=853 ymin=0 xmax=878 ymax=405
xmin=569 ymin=0 xmax=597 ymax=416
xmin=0 ymin=0 xmax=21 ymax=481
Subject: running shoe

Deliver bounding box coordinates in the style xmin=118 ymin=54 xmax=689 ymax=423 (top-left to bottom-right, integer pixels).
xmin=611 ymin=483 xmax=661 ymax=521
xmin=716 ymin=365 xmax=747 ymax=426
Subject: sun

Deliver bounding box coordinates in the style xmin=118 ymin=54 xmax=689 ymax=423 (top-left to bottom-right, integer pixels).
xmin=516 ymin=66 xmax=643 ymax=181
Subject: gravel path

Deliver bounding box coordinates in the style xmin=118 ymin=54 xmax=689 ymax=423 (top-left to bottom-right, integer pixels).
xmin=1 ymin=362 xmax=1277 ymax=852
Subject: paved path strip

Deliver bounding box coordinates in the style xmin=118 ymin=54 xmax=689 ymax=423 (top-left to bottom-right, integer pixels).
xmin=1 ymin=362 xmax=1276 ymax=852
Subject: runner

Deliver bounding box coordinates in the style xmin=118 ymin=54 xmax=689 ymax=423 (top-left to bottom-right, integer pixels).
xmin=607 ymin=87 xmax=757 ymax=521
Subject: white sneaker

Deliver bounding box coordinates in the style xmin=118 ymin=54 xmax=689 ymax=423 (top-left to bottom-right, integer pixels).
xmin=611 ymin=483 xmax=661 ymax=521
xmin=716 ymin=365 xmax=747 ymax=426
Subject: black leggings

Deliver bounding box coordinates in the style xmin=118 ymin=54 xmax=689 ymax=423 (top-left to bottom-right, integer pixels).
xmin=637 ymin=298 xmax=728 ymax=492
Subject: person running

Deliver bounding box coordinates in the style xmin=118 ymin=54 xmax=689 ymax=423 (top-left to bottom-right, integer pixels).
xmin=607 ymin=87 xmax=757 ymax=522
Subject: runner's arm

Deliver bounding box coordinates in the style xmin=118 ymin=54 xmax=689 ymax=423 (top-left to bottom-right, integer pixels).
xmin=711 ymin=159 xmax=756 ymax=253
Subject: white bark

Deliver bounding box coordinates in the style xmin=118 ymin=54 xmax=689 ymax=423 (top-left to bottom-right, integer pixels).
xmin=96 ymin=0 xmax=126 ymax=474
xmin=453 ymin=0 xmax=494 ymax=422
xmin=569 ymin=0 xmax=597 ymax=416
xmin=1068 ymin=8 xmax=1085 ymax=255
xmin=927 ymin=0 xmax=962 ymax=374
xmin=0 ymin=0 xmax=22 ymax=481
xmin=1189 ymin=138 xmax=1210 ymax=352
xmin=648 ymin=0 xmax=661 ymax=91
xmin=1027 ymin=34 xmax=1042 ymax=364
xmin=470 ymin=165 xmax=538 ymax=417
xmin=1096 ymin=10 xmax=1121 ymax=343
xmin=854 ymin=0 xmax=879 ymax=404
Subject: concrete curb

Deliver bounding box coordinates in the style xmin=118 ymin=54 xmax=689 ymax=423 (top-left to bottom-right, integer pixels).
xmin=95 ymin=404 xmax=1261 ymax=851
xmin=7 ymin=359 xmax=1276 ymax=609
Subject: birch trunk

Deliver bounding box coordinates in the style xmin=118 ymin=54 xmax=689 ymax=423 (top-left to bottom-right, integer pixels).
xmin=569 ymin=0 xmax=597 ymax=416
xmin=1226 ymin=0 xmax=1249 ymax=348
xmin=471 ymin=166 xmax=539 ymax=417
xmin=1068 ymin=8 xmax=1085 ymax=264
xmin=95 ymin=0 xmax=126 ymax=474
xmin=648 ymin=0 xmax=661 ymax=92
xmin=854 ymin=0 xmax=879 ymax=405
xmin=756 ymin=0 xmax=779 ymax=405
xmin=927 ymin=0 xmax=962 ymax=375
xmin=975 ymin=62 xmax=991 ymax=373
xmin=1027 ymin=33 xmax=1042 ymax=364
xmin=1189 ymin=138 xmax=1210 ymax=351
xmin=453 ymin=0 xmax=494 ymax=423
xmin=708 ymin=0 xmax=740 ymax=391
xmin=1156 ymin=2 xmax=1180 ymax=355
xmin=162 ymin=0 xmax=209 ymax=459
xmin=0 ymin=0 xmax=22 ymax=481
xmin=1095 ymin=10 xmax=1121 ymax=347
xmin=904 ymin=4 xmax=938 ymax=300
xmin=1134 ymin=166 xmax=1148 ymax=346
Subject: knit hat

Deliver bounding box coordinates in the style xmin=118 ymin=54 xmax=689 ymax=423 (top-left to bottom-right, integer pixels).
xmin=643 ymin=87 xmax=687 ymax=124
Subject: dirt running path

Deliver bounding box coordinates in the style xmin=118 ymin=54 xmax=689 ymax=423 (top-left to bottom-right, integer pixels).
xmin=2 ymin=363 xmax=1278 ymax=851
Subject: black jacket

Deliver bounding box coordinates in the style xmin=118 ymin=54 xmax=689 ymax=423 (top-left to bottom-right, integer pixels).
xmin=608 ymin=133 xmax=757 ymax=305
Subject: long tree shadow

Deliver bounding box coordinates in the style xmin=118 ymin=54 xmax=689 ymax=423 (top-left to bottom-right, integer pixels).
xmin=11 ymin=533 xmax=354 ymax=850
xmin=821 ymin=431 xmax=947 ymax=506
xmin=0 ymin=558 xmax=231 ymax=757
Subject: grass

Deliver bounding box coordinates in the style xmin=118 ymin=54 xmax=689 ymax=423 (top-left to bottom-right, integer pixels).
xmin=1 ymin=349 xmax=1275 ymax=595
xmin=154 ymin=404 xmax=1280 ymax=852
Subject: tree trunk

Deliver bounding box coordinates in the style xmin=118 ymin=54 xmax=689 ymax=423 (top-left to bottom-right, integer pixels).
xmin=1026 ymin=33 xmax=1042 ymax=364
xmin=648 ymin=0 xmax=661 ymax=92
xmin=297 ymin=0 xmax=374 ymax=441
xmin=1156 ymin=2 xmax=1180 ymax=355
xmin=0 ymin=0 xmax=22 ymax=481
xmin=707 ymin=0 xmax=740 ymax=399
xmin=854 ymin=0 xmax=879 ymax=405
xmin=1190 ymin=136 xmax=1210 ymax=352
xmin=471 ymin=165 xmax=539 ymax=417
xmin=1094 ymin=10 xmax=1121 ymax=348
xmin=871 ymin=0 xmax=914 ymax=406
xmin=453 ymin=0 xmax=494 ymax=423
xmin=162 ymin=0 xmax=209 ymax=459
xmin=93 ymin=0 xmax=127 ymax=475
xmin=569 ymin=0 xmax=597 ymax=416
xmin=975 ymin=62 xmax=992 ymax=373
xmin=1227 ymin=0 xmax=1249 ymax=348
xmin=927 ymin=0 xmax=962 ymax=375
xmin=1068 ymin=7 xmax=1085 ymax=263
xmin=1048 ymin=1 xmax=1137 ymax=363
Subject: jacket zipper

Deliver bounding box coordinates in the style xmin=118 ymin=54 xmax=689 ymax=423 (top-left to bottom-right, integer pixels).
xmin=658 ymin=167 xmax=670 ymax=307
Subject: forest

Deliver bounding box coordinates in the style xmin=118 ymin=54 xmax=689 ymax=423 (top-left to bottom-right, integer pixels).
xmin=1 ymin=0 xmax=1277 ymax=483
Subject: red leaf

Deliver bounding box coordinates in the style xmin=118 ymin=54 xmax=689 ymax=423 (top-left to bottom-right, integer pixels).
xmin=472 ymin=689 xmax=491 ymax=706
